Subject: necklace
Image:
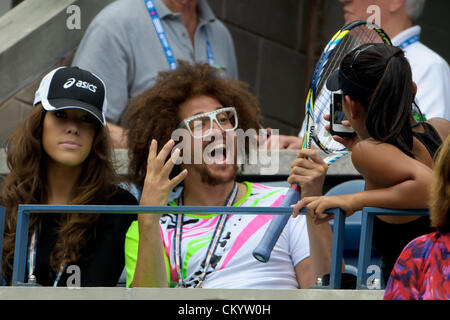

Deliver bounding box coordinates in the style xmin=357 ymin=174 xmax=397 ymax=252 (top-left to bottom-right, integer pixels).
xmin=174 ymin=182 xmax=238 ymax=287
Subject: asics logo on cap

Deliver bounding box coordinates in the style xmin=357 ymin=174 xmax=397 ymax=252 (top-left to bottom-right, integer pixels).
xmin=63 ymin=77 xmax=97 ymax=93
xmin=63 ymin=78 xmax=76 ymax=89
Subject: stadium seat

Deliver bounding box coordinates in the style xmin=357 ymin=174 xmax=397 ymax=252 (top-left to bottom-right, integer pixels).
xmin=325 ymin=179 xmax=365 ymax=196
xmin=326 ymin=179 xmax=365 ymax=253
xmin=325 ymin=180 xmax=382 ymax=283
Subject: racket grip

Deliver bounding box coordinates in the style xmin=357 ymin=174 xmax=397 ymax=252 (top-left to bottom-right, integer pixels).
xmin=252 ymin=185 xmax=301 ymax=263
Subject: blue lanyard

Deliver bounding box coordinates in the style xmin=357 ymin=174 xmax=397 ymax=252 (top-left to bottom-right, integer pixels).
xmin=27 ymin=227 xmax=65 ymax=287
xmin=398 ymin=34 xmax=420 ymax=49
xmin=27 ymin=228 xmax=38 ymax=284
xmin=174 ymin=182 xmax=238 ymax=288
xmin=144 ymin=0 xmax=215 ymax=70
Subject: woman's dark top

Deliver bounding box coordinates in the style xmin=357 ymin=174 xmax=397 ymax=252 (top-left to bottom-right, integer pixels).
xmin=411 ymin=122 xmax=442 ymax=157
xmin=372 ymin=122 xmax=442 ymax=286
xmin=30 ymin=187 xmax=138 ymax=287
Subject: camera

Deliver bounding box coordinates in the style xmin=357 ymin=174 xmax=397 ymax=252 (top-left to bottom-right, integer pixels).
xmin=330 ymin=91 xmax=356 ymax=138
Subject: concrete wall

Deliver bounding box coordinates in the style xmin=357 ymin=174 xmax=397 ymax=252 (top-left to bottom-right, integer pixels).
xmin=209 ymin=0 xmax=450 ymax=135
xmin=0 ymin=287 xmax=385 ymax=300
xmin=0 ymin=148 xmax=360 ymax=176
xmin=0 ymin=1 xmax=12 ymax=17
xmin=0 ymin=0 xmax=114 ymax=103
xmin=210 ymin=0 xmax=312 ymax=135
xmin=417 ymin=0 xmax=450 ymax=64
xmin=208 ymin=0 xmax=343 ymax=135
xmin=0 ymin=0 xmax=449 ymax=143
xmin=0 ymin=0 xmax=114 ymax=147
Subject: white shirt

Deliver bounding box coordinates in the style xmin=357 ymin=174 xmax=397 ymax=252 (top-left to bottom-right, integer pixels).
xmin=392 ymin=26 xmax=450 ymax=121
xmin=160 ymin=182 xmax=310 ymax=289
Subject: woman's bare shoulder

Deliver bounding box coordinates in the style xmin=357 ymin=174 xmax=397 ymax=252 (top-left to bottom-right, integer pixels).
xmin=426 ymin=118 xmax=450 ymax=141
xmin=351 ymin=139 xmax=397 ymax=159
xmin=351 ymin=139 xmax=431 ymax=187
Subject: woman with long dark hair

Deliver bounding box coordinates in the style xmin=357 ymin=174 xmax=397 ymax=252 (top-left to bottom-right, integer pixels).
xmin=293 ymin=43 xmax=450 ymax=284
xmin=1 ymin=67 xmax=137 ymax=286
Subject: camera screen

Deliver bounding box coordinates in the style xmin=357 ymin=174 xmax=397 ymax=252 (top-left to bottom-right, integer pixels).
xmin=333 ymin=93 xmax=347 ymax=124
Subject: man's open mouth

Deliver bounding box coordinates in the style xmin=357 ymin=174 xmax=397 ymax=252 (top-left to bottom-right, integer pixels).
xmin=210 ymin=143 xmax=227 ymax=163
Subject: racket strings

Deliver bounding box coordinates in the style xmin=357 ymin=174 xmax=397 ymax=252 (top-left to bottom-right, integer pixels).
xmin=313 ymin=35 xmax=359 ymax=151
xmin=311 ymin=25 xmax=386 ymax=152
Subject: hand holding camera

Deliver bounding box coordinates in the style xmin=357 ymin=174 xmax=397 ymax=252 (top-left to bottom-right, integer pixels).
xmin=324 ymin=92 xmax=360 ymax=150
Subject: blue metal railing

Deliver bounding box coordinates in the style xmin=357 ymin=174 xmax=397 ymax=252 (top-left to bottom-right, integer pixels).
xmin=2 ymin=204 xmax=428 ymax=289
xmin=356 ymin=207 xmax=429 ymax=289
xmin=8 ymin=204 xmax=345 ymax=288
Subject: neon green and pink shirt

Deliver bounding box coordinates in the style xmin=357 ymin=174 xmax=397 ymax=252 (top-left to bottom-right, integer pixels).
xmin=124 ymin=182 xmax=310 ymax=288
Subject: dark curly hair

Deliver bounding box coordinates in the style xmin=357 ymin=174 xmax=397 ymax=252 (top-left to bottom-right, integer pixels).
xmin=123 ymin=62 xmax=262 ymax=190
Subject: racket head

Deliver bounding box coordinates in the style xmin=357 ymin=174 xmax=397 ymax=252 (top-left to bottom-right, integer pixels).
xmin=301 ymin=20 xmax=391 ymax=154
xmin=252 ymin=21 xmax=391 ymax=264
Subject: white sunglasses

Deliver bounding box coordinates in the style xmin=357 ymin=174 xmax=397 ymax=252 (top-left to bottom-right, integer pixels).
xmin=177 ymin=107 xmax=238 ymax=138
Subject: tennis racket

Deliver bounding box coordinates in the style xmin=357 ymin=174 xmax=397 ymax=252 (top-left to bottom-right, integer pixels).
xmin=253 ymin=20 xmax=391 ymax=263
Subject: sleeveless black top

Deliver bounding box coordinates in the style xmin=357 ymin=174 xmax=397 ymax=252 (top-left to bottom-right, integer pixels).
xmin=372 ymin=122 xmax=442 ymax=286
xmin=411 ymin=122 xmax=442 ymax=158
